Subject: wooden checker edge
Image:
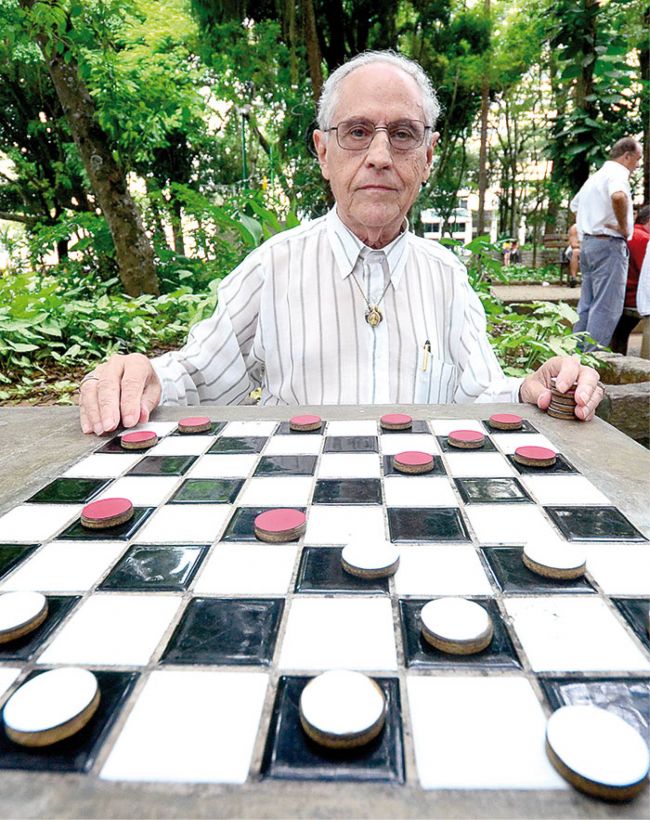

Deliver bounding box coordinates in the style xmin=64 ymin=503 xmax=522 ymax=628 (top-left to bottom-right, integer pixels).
xmin=513 ymin=446 xmax=557 ymax=468
xmin=393 ymin=451 xmax=434 ymax=475
xmin=380 ymin=413 xmax=413 ymax=431
xmin=447 ymin=429 xmax=485 ymax=450
xmin=254 ymin=508 xmax=306 ymax=543
xmin=299 ymin=672 xmax=387 ymax=750
xmin=522 ymin=551 xmax=586 ymax=581
xmin=120 ymin=430 xmax=158 ymax=450
xmin=420 ymin=598 xmax=494 ymax=656
xmin=81 ymin=497 xmax=134 ymax=530
xmin=545 ymin=706 xmax=650 ymax=801
xmin=0 ymin=592 xmax=48 ymax=645
xmin=178 ymin=416 xmax=211 ymax=434
xmin=3 ymin=668 xmax=101 ymax=748
xmin=289 ymin=414 xmax=322 ymax=432
xmin=547 ymin=407 xmax=578 ymax=422
xmin=341 ymin=541 xmax=400 ymax=580
xmin=488 ymin=413 xmax=523 ymax=431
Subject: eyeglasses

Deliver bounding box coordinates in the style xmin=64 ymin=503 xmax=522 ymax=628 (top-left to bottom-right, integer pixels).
xmin=326 ymin=118 xmax=432 ymax=152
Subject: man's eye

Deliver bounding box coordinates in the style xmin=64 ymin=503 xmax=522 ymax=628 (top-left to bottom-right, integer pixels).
xmin=392 ymin=128 xmax=415 ymax=141
xmin=346 ymin=125 xmax=372 ymax=139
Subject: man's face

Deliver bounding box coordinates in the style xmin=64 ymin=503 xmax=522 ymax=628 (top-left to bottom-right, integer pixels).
xmin=313 ymin=63 xmax=437 ymax=244
xmin=621 ymin=145 xmax=642 ymax=172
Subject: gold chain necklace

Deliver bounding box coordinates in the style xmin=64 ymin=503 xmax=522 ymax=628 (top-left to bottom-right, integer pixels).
xmin=349 ymin=270 xmax=392 ymax=328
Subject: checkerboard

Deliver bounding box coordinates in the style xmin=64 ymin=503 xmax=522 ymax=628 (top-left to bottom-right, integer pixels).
xmin=0 ymin=415 xmax=648 ymax=792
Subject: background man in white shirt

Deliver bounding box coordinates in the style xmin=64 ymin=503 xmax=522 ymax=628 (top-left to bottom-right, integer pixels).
xmin=570 ymin=137 xmax=643 ymax=349
xmin=79 ymin=51 xmax=604 ymax=435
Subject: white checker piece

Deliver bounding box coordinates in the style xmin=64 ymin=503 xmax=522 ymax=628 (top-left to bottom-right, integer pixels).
xmin=63 ymin=454 xmax=143 ymax=478
xmin=101 ymin=670 xmax=268 ymax=783
xmin=193 ymin=544 xmax=298 ymax=595
xmin=504 ymin=597 xmax=650 ymax=672
xmin=519 ymin=475 xmax=610 ymax=506
xmin=465 ymin=504 xmax=557 ymax=544
xmin=237 ymin=477 xmax=312 ymax=507
xmin=279 ymin=598 xmax=397 ymax=671
xmin=38 ymin=594 xmax=181 ymax=667
xmin=429 ymin=419 xmax=485 ymax=436
xmin=0 ymin=504 xmax=81 ymax=543
xmin=584 ymin=545 xmax=650 ymax=595
xmin=394 ymin=545 xmax=493 ymax=597
xmin=186 ymin=454 xmax=257 ymax=479
xmin=220 ymin=421 xmax=278 ymax=437
xmin=491 ymin=433 xmax=558 ymax=455
xmin=379 ymin=434 xmax=439 ymax=456
xmin=444 ymin=452 xmax=515 ymax=477
xmin=3 ymin=667 xmax=98 ymax=737
xmin=0 ymin=541 xmax=125 ymax=593
xmin=408 ymin=676 xmax=566 ymax=789
xmin=134 ymin=505 xmax=232 ymax=544
xmin=383 ymin=476 xmax=458 ymax=507
xmin=95 ymin=476 xmax=181 ymax=507
xmin=305 ymin=506 xmax=386 ymax=545
xmin=264 ymin=435 xmax=322 ymax=456
xmin=145 ymin=436 xmax=214 ymax=456
xmin=317 ymin=453 xmax=380 ymax=478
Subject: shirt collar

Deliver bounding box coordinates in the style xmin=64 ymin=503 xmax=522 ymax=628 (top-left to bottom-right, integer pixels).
xmin=326 ymin=206 xmax=410 ymax=289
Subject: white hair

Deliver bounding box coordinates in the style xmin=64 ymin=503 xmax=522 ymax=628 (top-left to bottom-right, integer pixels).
xmin=317 ymin=50 xmax=440 ymax=139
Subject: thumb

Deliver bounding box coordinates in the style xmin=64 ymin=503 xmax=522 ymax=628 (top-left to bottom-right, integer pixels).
xmin=520 ymin=375 xmax=552 ymax=409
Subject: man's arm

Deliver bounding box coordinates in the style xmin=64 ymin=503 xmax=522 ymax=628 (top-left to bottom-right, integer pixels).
xmin=609 ymin=191 xmax=630 ymax=236
xmin=454 ymin=280 xmax=603 ymax=421
xmin=79 ymin=253 xmax=265 ymax=434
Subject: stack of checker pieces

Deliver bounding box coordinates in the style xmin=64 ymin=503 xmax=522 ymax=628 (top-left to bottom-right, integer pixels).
xmin=547 ymin=379 xmax=577 ymax=421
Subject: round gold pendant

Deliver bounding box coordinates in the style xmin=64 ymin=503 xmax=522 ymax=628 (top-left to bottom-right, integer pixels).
xmin=366 ymin=307 xmax=383 ymax=327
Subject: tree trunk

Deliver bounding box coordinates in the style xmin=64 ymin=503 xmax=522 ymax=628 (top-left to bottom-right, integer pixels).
xmin=20 ymin=1 xmax=159 ymax=296
xmin=301 ymin=0 xmax=323 ymax=102
xmin=170 ymin=198 xmax=185 ymax=256
xmin=572 ymin=0 xmax=599 ymax=187
xmin=476 ymin=0 xmax=491 ymax=236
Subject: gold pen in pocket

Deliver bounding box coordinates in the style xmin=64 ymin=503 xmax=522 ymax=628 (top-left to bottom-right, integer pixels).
xmin=422 ymin=339 xmax=431 ymax=371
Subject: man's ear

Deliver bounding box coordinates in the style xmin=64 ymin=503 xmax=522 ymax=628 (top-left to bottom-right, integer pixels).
xmin=313 ymin=130 xmax=330 ymax=181
xmin=423 ymin=131 xmax=440 ymax=183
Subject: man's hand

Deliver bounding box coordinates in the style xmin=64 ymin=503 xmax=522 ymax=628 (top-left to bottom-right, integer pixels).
xmin=519 ymin=355 xmax=603 ymax=422
xmin=79 ymin=353 xmax=162 ymax=435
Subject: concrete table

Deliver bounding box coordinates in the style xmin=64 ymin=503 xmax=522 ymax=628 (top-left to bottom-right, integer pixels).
xmin=0 ymin=405 xmax=648 ymax=819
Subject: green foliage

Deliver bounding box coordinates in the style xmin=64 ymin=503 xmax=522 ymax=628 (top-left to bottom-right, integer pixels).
xmin=459 ymin=235 xmax=600 ymax=375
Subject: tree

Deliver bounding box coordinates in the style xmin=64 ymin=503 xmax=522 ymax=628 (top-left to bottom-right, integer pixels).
xmin=16 ymin=0 xmax=159 ymax=296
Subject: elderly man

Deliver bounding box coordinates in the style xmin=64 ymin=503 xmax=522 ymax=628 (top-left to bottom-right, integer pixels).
xmin=571 ymin=137 xmax=643 ymax=349
xmin=80 ymin=51 xmax=603 ymax=435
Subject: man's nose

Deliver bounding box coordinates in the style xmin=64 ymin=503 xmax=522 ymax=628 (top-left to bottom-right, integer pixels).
xmin=365 ymin=128 xmax=393 ymax=167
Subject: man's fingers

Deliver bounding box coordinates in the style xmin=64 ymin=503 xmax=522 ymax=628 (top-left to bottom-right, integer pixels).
xmin=96 ymin=358 xmax=125 ymax=433
xmin=574 ymin=366 xmax=601 ymax=407
xmin=80 ymin=375 xmax=106 ymax=435
xmin=138 ymin=373 xmax=162 ymax=424
xmin=552 ymin=355 xmax=581 ymax=393
xmin=119 ymin=355 xmax=159 ymax=428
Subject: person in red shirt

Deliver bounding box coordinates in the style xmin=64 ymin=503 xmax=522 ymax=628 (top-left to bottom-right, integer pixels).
xmin=610 ymin=205 xmax=650 ymax=354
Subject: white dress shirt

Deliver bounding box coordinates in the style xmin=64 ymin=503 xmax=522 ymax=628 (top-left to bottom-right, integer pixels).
xmin=570 ymin=160 xmax=633 ymax=240
xmin=152 ymin=208 xmax=522 ymax=406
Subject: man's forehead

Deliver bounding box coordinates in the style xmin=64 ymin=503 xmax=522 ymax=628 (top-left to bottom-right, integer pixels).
xmin=334 ymin=63 xmax=425 ymax=120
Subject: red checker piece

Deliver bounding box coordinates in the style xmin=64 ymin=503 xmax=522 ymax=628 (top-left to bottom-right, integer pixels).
xmin=82 ymin=497 xmax=133 ymax=522
xmin=515 ymin=445 xmax=556 ymax=462
xmin=290 ymin=415 xmax=321 ymax=426
xmin=179 ymin=416 xmax=210 ymax=427
xmin=490 ymin=413 xmax=522 ymax=425
xmin=449 ymin=429 xmax=484 ymax=443
xmin=381 ymin=413 xmax=412 ymax=426
xmin=121 ymin=431 xmax=157 ymax=445
xmin=255 ymin=508 xmax=306 ymax=533
xmin=395 ymin=451 xmax=433 ymax=466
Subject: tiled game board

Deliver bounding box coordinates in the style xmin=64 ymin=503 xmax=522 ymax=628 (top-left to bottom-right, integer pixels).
xmin=0 ymin=416 xmax=648 ymax=794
